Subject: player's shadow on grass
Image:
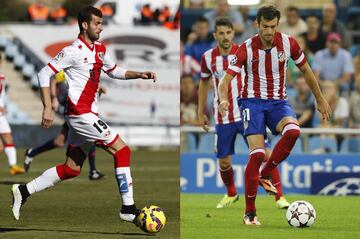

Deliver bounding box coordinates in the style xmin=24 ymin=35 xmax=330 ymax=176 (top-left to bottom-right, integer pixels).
xmin=0 ymin=227 xmax=155 ymax=237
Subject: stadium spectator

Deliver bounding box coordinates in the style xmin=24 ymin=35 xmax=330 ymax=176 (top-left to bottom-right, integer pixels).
xmin=236 ymin=5 xmax=257 ymax=44
xmin=320 ymin=80 xmax=349 ymax=128
xmin=184 ymin=16 xmax=213 ymax=64
xmin=181 ymin=40 xmax=201 ymax=77
xmin=302 ymin=15 xmax=326 ymax=54
xmin=99 ymin=4 xmax=113 ymax=25
xmin=320 ymin=3 xmax=351 ymax=48
xmin=279 ymin=6 xmax=307 ymax=37
xmin=349 ymin=78 xmax=360 ymax=129
xmin=289 ymin=77 xmax=316 ymax=128
xmin=319 ymin=80 xmax=349 ymax=150
xmin=287 ymin=35 xmax=314 ymax=87
xmin=50 ymin=4 xmax=67 ymax=25
xmin=157 ymin=6 xmax=171 ymax=24
xmin=188 ymin=0 xmax=205 ymax=9
xmin=140 ymin=4 xmax=153 ymax=24
xmin=203 ymin=0 xmax=244 ymax=36
xmin=180 ymin=74 xmax=198 ymax=126
xmin=28 ymin=1 xmax=49 ymax=24
xmin=312 ymin=32 xmax=354 ymax=95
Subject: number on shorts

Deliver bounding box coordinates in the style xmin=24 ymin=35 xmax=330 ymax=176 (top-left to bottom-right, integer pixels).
xmin=242 ymin=108 xmax=250 ymax=122
xmin=93 ymin=120 xmax=108 ymax=133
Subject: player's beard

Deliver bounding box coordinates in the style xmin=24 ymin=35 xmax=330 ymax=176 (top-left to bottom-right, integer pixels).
xmin=220 ymin=40 xmax=231 ymax=50
xmin=88 ymin=31 xmax=100 ymax=42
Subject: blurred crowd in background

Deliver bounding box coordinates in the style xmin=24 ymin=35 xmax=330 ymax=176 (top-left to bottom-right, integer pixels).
xmin=180 ymin=0 xmax=360 ymax=153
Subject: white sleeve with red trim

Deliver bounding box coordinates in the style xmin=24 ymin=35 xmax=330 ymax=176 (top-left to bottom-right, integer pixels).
xmin=48 ymin=46 xmax=76 ymax=73
xmin=102 ymin=51 xmax=127 ymax=79
xmin=38 ymin=65 xmax=56 ymax=87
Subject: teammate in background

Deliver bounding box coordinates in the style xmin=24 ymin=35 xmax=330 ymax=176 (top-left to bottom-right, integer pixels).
xmin=24 ymin=70 xmax=105 ymax=180
xmin=11 ymin=6 xmax=156 ymax=223
xmin=198 ymin=17 xmax=289 ymax=210
xmin=0 ymin=54 xmax=25 ymax=175
xmin=218 ymin=6 xmax=331 ymax=225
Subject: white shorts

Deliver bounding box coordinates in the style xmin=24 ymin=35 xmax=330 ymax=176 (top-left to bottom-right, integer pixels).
xmin=65 ymin=113 xmax=118 ymax=151
xmin=0 ymin=115 xmax=11 ymax=134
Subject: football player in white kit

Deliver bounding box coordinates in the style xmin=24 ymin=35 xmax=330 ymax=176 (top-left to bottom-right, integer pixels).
xmin=11 ymin=6 xmax=156 ymax=224
xmin=0 ymin=54 xmax=25 ymax=175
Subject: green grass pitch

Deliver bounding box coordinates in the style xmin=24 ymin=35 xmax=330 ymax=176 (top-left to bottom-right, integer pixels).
xmin=181 ymin=193 xmax=360 ymax=239
xmin=0 ymin=148 xmax=179 ymax=239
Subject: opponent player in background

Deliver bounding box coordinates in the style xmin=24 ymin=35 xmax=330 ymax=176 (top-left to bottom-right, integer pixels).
xmin=11 ymin=6 xmax=156 ymax=224
xmin=24 ymin=70 xmax=105 ymax=180
xmin=198 ymin=17 xmax=289 ymax=209
xmin=218 ymin=5 xmax=331 ymax=225
xmin=0 ymin=54 xmax=25 ymax=175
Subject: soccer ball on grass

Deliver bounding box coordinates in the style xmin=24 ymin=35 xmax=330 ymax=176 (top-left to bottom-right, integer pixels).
xmin=286 ymin=200 xmax=316 ymax=228
xmin=137 ymin=205 xmax=166 ymax=233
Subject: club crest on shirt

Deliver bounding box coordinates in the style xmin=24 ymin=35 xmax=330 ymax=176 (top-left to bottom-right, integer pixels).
xmin=54 ymin=50 xmax=66 ymax=63
xmin=278 ymin=51 xmax=286 ymax=62
xmin=230 ymin=55 xmax=237 ymax=65
xmin=97 ymin=52 xmax=104 ymax=61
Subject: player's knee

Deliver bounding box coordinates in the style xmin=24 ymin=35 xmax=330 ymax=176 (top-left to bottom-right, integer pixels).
xmin=114 ymin=146 xmax=131 ymax=167
xmin=56 ymin=164 xmax=81 ymax=180
xmin=282 ymin=123 xmax=300 ymax=140
xmin=219 ymin=158 xmax=231 ymax=170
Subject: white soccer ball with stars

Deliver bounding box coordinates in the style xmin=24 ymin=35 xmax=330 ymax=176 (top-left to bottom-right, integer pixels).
xmin=286 ymin=200 xmax=316 ymax=228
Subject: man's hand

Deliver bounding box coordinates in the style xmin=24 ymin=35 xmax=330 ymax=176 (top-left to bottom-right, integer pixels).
xmin=41 ymin=106 xmax=53 ymax=128
xmin=219 ymin=100 xmax=229 ymax=116
xmin=140 ymin=72 xmax=157 ymax=83
xmin=198 ymin=113 xmax=210 ymax=132
xmin=316 ymin=97 xmax=332 ymax=122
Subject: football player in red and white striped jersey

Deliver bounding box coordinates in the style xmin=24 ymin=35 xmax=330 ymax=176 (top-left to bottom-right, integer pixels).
xmin=218 ymin=5 xmax=331 ymax=225
xmin=11 ymin=6 xmax=156 ymax=224
xmin=199 ymin=17 xmax=289 ymax=211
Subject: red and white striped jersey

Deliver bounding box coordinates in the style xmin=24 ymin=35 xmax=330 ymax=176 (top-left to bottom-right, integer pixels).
xmin=0 ymin=73 xmax=6 ymax=111
xmin=227 ymin=32 xmax=307 ymax=100
xmin=47 ymin=35 xmax=116 ymax=116
xmin=201 ymin=44 xmax=242 ymax=125
xmin=181 ymin=53 xmax=201 ymax=76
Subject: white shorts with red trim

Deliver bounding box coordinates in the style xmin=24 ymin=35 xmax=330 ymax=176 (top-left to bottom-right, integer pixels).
xmin=0 ymin=115 xmax=11 ymax=134
xmin=65 ymin=113 xmax=119 ymax=148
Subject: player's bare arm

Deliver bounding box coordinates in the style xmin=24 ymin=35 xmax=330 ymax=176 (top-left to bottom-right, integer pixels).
xmin=40 ymin=87 xmax=54 ymax=129
xmin=299 ymin=62 xmax=332 ymax=121
xmin=218 ymin=73 xmax=234 ymax=116
xmin=125 ymin=70 xmax=157 ymax=82
xmin=198 ymin=80 xmax=210 ymax=132
xmin=50 ymin=78 xmax=59 ymax=112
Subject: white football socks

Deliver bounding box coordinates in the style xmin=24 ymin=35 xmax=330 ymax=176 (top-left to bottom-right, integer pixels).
xmin=26 ymin=167 xmax=61 ymax=194
xmin=4 ymin=146 xmax=17 ymax=166
xmin=115 ymin=167 xmax=134 ymax=206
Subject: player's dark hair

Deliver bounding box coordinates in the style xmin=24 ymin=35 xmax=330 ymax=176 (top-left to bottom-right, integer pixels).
xmin=215 ymin=17 xmax=233 ymax=32
xmin=256 ymin=5 xmax=281 ymax=23
xmin=78 ymin=6 xmax=103 ymax=32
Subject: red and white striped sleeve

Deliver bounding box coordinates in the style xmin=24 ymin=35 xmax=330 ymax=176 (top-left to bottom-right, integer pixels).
xmin=200 ymin=53 xmax=211 ymax=81
xmin=226 ymin=43 xmax=247 ymax=77
xmin=289 ymin=36 xmax=307 ymax=67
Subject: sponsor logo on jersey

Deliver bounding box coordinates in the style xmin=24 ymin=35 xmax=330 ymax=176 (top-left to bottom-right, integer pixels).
xmin=278 ymin=51 xmax=286 ymax=62
xmin=54 ymin=50 xmax=66 ymax=63
xmin=97 ymin=52 xmax=104 ymax=61
xmin=230 ymin=55 xmax=237 ymax=65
